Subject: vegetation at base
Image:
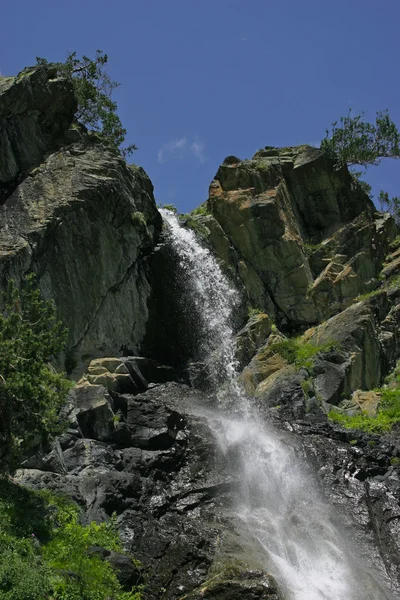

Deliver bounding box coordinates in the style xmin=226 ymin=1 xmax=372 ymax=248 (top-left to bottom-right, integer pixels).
xmin=0 ymin=478 xmax=141 ymax=599
xmin=36 ymin=50 xmax=136 ymax=158
xmin=0 ymin=275 xmax=71 ymax=468
xmin=329 ymin=363 xmax=400 ymax=434
xmin=321 ymin=109 xmax=400 ymax=223
xmin=271 ymin=336 xmax=339 ymax=370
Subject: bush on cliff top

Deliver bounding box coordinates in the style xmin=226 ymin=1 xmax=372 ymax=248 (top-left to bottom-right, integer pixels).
xmin=321 ymin=109 xmax=400 ymax=222
xmin=321 ymin=109 xmax=400 ymax=168
xmin=0 ymin=275 xmax=71 ymax=468
xmin=36 ymin=50 xmax=136 ymax=158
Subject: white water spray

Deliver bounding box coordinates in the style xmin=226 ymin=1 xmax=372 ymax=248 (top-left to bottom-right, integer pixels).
xmin=161 ymin=210 xmax=395 ymax=600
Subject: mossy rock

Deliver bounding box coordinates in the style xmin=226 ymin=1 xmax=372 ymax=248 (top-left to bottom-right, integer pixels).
xmin=185 ymin=559 xmax=282 ymax=600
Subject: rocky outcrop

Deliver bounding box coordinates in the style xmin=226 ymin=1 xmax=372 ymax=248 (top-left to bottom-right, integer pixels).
xmin=0 ymin=67 xmax=162 ymax=369
xmin=16 ymin=379 xmax=280 ymax=600
xmin=0 ymin=66 xmax=76 ymax=201
xmin=193 ymin=146 xmax=396 ymax=327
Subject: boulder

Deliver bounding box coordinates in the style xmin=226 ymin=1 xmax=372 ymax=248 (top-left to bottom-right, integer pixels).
xmin=73 ymin=382 xmax=116 ymax=442
xmin=86 ymin=357 xmax=148 ymax=394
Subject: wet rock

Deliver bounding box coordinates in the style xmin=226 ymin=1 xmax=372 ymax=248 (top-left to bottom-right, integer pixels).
xmin=15 ymin=383 xmax=252 ymax=599
xmin=235 ymin=313 xmax=272 ymax=369
xmin=188 ymin=560 xmax=281 ymax=600
xmin=73 ymin=383 xmax=116 ymax=442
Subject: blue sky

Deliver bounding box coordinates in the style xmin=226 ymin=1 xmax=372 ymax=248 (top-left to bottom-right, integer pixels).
xmin=1 ymin=0 xmax=399 ymax=212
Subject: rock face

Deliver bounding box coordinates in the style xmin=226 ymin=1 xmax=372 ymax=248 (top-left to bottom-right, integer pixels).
xmin=0 ymin=66 xmax=76 ymax=201
xmin=194 ymin=146 xmax=396 ymax=327
xmin=0 ymin=66 xmax=162 ymax=368
xmin=17 ymin=380 xmax=284 ymax=600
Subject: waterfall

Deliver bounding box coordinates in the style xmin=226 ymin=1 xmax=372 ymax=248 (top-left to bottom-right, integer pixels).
xmin=160 ymin=209 xmax=395 ymax=600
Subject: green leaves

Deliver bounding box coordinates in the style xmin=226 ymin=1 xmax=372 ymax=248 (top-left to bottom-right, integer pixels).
xmin=321 ymin=109 xmax=400 ymax=222
xmin=0 ymin=483 xmax=142 ymax=600
xmin=321 ymin=109 xmax=400 ymax=168
xmin=378 ymin=191 xmax=400 ymax=225
xmin=36 ymin=50 xmax=137 ymax=158
xmin=0 ymin=275 xmax=71 ymax=467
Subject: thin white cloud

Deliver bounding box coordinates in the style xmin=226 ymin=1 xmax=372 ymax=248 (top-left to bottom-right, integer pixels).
xmin=157 ymin=137 xmax=187 ymax=163
xmin=241 ymin=34 xmax=248 ymax=42
xmin=158 ymin=137 xmax=207 ymax=164
xmin=190 ymin=140 xmax=207 ymax=163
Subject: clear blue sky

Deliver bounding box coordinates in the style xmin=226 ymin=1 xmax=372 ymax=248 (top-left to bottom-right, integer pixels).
xmin=1 ymin=0 xmax=399 ymax=212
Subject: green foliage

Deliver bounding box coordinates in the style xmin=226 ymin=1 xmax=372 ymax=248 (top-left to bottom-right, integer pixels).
xmin=303 ymin=242 xmax=323 ymax=257
xmin=191 ymin=204 xmax=209 ymax=216
xmin=328 ymin=387 xmax=400 ymax=434
xmin=321 ymin=110 xmax=400 ymax=221
xmin=321 ymin=109 xmax=400 ymax=168
xmin=350 ymin=171 xmax=372 ymax=196
xmin=301 ymin=377 xmax=313 ymax=398
xmin=354 ymin=288 xmax=382 ymax=302
xmin=391 ymin=457 xmax=400 ymax=466
xmin=389 ymin=235 xmax=400 ymax=248
xmin=131 ymin=211 xmax=147 ymax=228
xmin=160 ymin=204 xmax=178 ymax=213
xmin=378 ymin=191 xmax=400 ymax=225
xmin=0 ymin=480 xmax=141 ymax=600
xmin=248 ymin=307 xmax=263 ymax=318
xmin=36 ymin=51 xmax=136 ymax=158
xmin=271 ymin=337 xmax=339 ymax=371
xmin=181 ymin=216 xmax=209 ymax=237
xmin=0 ymin=275 xmax=71 ymax=466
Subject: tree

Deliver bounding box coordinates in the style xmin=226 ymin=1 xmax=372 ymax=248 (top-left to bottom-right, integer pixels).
xmin=36 ymin=50 xmax=137 ymax=158
xmin=321 ymin=110 xmax=400 ymax=223
xmin=321 ymin=109 xmax=400 ymax=167
xmin=378 ymin=191 xmax=400 ymax=225
xmin=0 ymin=275 xmax=71 ymax=467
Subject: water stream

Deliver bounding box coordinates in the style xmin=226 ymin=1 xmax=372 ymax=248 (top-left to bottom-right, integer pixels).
xmin=161 ymin=209 xmax=396 ymax=600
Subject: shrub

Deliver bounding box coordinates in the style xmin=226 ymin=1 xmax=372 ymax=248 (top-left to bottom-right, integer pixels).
xmin=36 ymin=51 xmax=136 ymax=158
xmin=0 ymin=480 xmax=142 ymax=600
xmin=271 ymin=337 xmax=338 ymax=370
xmin=321 ymin=109 xmax=400 ymax=168
xmin=0 ymin=275 xmax=71 ymax=467
xmin=161 ymin=204 xmax=177 ymax=213
xmin=191 ymin=204 xmax=209 ymax=216
xmin=328 ymin=387 xmax=400 ymax=434
xmin=131 ymin=211 xmax=147 ymax=229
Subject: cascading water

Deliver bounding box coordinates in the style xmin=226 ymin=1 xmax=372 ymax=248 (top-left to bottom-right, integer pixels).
xmin=161 ymin=209 xmax=396 ymax=600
